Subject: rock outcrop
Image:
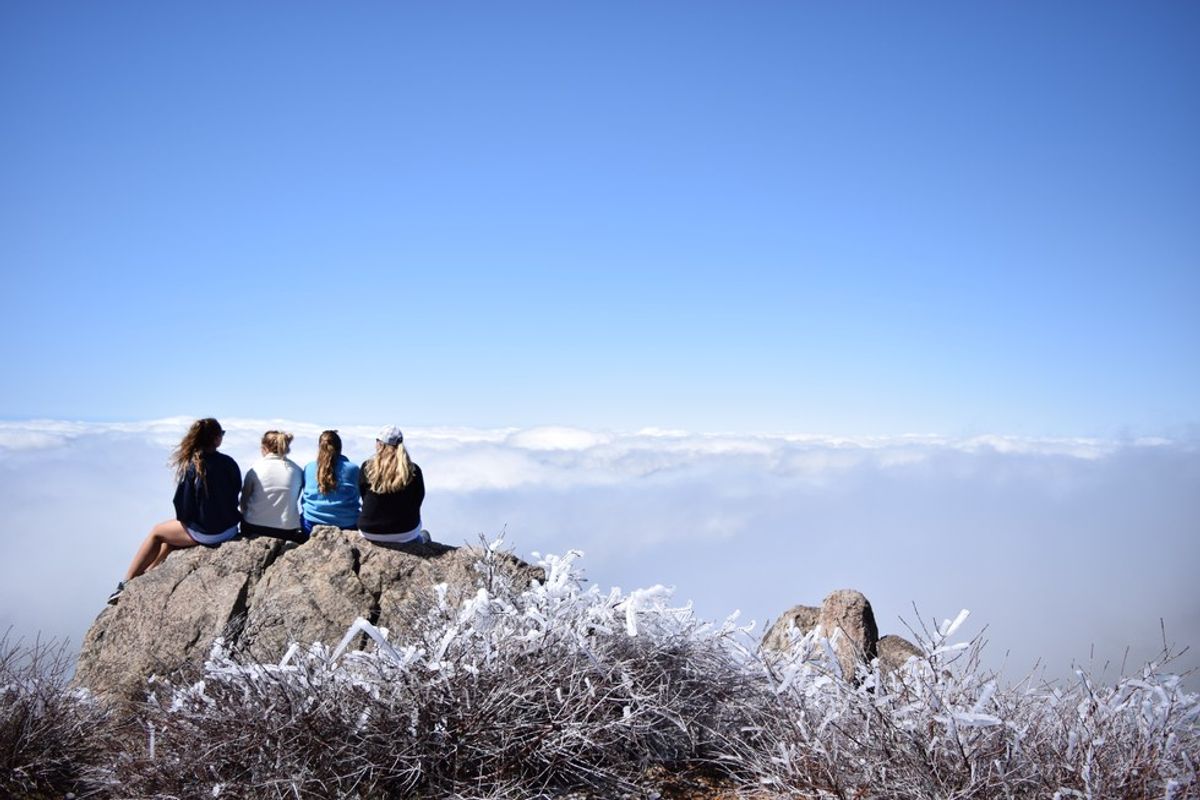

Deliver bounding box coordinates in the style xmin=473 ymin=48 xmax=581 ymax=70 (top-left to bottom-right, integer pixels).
xmin=877 ymin=633 xmax=925 ymax=674
xmin=818 ymin=589 xmax=879 ymax=678
xmin=761 ymin=604 xmax=820 ymax=652
xmin=75 ymin=527 xmax=542 ymax=700
xmin=762 ymin=589 xmax=923 ymax=677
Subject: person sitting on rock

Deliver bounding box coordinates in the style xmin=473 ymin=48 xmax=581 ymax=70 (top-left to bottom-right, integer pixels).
xmin=239 ymin=430 xmax=305 ymax=544
xmin=108 ymin=418 xmax=241 ymax=604
xmin=299 ymin=429 xmax=361 ymax=536
xmin=357 ymin=425 xmax=430 ymax=546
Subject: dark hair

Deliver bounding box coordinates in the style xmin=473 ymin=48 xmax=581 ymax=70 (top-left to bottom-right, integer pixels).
xmin=170 ymin=418 xmax=224 ymax=484
xmin=317 ymin=430 xmax=342 ymax=494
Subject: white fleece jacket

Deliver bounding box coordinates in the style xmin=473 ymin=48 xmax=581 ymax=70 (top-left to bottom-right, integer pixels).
xmin=241 ymin=454 xmax=303 ymax=529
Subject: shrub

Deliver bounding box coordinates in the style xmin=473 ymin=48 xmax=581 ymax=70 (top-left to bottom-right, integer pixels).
xmin=5 ymin=539 xmax=1197 ymax=798
xmin=121 ymin=543 xmax=764 ymax=797
xmin=0 ymin=632 xmax=123 ymax=798
xmin=740 ymin=613 xmax=1200 ymax=798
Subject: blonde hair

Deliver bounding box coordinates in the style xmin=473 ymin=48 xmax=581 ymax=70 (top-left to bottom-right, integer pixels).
xmin=316 ymin=430 xmax=342 ymax=494
xmin=365 ymin=440 xmax=414 ymax=494
xmin=170 ymin=418 xmax=224 ymax=484
xmin=261 ymin=430 xmax=293 ymax=456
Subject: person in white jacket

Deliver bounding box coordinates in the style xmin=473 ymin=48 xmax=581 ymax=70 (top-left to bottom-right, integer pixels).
xmin=240 ymin=430 xmax=305 ymax=544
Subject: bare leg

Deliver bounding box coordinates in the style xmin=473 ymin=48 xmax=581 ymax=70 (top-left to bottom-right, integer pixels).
xmin=148 ymin=541 xmax=173 ymax=570
xmin=124 ymin=520 xmax=196 ymax=582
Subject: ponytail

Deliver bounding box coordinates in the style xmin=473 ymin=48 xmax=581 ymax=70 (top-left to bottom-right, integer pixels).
xmin=316 ymin=430 xmax=342 ymax=493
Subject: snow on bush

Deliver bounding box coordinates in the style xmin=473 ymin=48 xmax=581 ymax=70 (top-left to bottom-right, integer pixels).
xmin=127 ymin=539 xmax=1199 ymax=798
xmin=0 ymin=633 xmax=124 ymax=797
xmin=125 ymin=540 xmax=764 ymax=797
xmin=747 ymin=614 xmax=1199 ymax=798
xmin=3 ymin=538 xmax=1197 ymax=798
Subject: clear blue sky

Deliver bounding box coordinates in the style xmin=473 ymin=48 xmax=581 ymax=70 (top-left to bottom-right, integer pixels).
xmin=2 ymin=1 xmax=1197 ymax=435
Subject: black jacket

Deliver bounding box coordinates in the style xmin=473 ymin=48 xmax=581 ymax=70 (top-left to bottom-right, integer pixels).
xmin=357 ymin=461 xmax=425 ymax=534
xmin=173 ymin=451 xmax=242 ymax=535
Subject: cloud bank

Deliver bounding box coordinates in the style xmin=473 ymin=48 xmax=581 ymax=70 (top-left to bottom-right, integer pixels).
xmin=1 ymin=419 xmax=1196 ymax=684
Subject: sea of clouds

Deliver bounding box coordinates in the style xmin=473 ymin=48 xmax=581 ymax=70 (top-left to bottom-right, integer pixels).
xmin=1 ymin=418 xmax=1196 ymax=684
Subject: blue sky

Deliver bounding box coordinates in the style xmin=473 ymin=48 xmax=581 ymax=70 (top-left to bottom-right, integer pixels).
xmin=2 ymin=1 xmax=1198 ymax=435
xmin=1 ymin=6 xmax=1197 ymax=684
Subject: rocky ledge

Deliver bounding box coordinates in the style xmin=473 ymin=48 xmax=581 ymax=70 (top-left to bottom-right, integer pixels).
xmin=77 ymin=526 xmax=921 ymax=701
xmin=75 ymin=527 xmax=542 ymax=699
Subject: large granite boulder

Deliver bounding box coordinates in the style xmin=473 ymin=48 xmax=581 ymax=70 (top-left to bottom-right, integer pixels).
xmin=75 ymin=527 xmax=543 ymax=700
xmin=818 ymin=589 xmax=879 ymax=679
xmin=74 ymin=537 xmax=284 ymax=702
xmin=762 ymin=589 xmax=923 ymax=678
xmin=240 ymin=528 xmax=532 ymax=660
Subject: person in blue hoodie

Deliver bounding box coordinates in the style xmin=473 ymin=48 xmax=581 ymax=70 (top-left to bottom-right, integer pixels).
xmin=299 ymin=429 xmax=361 ymax=535
xmin=108 ymin=418 xmax=241 ymax=604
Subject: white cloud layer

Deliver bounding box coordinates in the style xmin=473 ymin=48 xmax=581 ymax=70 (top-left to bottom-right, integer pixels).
xmin=1 ymin=418 xmax=1196 ymax=685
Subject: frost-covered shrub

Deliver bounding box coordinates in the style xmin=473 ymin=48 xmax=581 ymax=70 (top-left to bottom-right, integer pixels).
xmin=0 ymin=633 xmax=123 ymax=797
xmin=8 ymin=539 xmax=1198 ymax=799
xmin=121 ymin=540 xmax=765 ymax=797
xmin=744 ymin=612 xmax=1200 ymax=798
xmin=120 ymin=539 xmax=1197 ymax=799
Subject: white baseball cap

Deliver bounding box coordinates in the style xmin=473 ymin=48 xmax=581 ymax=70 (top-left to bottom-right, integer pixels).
xmin=376 ymin=425 xmax=403 ymax=446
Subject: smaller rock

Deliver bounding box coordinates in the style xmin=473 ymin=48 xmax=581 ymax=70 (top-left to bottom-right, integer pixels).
xmin=877 ymin=634 xmax=924 ymax=674
xmin=761 ymin=604 xmax=820 ymax=651
xmin=764 ymin=592 xmax=925 ymax=682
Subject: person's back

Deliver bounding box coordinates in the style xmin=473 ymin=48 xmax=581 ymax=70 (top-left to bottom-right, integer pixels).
xmin=301 ymin=454 xmax=361 ymax=529
xmin=243 ymin=454 xmax=303 ymax=528
xmin=240 ymin=430 xmax=305 ymax=543
xmin=175 ymin=450 xmax=242 ymax=535
xmin=357 ymin=425 xmax=427 ymax=544
xmin=358 ymin=460 xmax=424 ymax=534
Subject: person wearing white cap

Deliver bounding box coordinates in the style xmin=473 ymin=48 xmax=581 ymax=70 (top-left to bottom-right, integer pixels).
xmin=356 ymin=425 xmax=430 ymax=545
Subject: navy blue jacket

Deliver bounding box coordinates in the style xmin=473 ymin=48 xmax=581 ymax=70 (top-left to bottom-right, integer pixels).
xmin=173 ymin=452 xmax=242 ymax=535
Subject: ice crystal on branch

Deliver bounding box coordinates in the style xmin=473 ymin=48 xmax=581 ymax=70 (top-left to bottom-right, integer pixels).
xmin=2 ymin=538 xmax=1197 ymax=798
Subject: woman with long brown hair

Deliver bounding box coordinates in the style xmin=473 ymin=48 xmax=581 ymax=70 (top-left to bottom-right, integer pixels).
xmin=357 ymin=425 xmax=428 ymax=545
xmin=108 ymin=417 xmax=242 ymax=603
xmin=299 ymin=429 xmax=361 ymax=535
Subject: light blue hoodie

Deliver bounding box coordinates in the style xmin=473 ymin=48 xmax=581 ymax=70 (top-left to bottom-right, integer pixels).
xmin=300 ymin=455 xmax=361 ymax=528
